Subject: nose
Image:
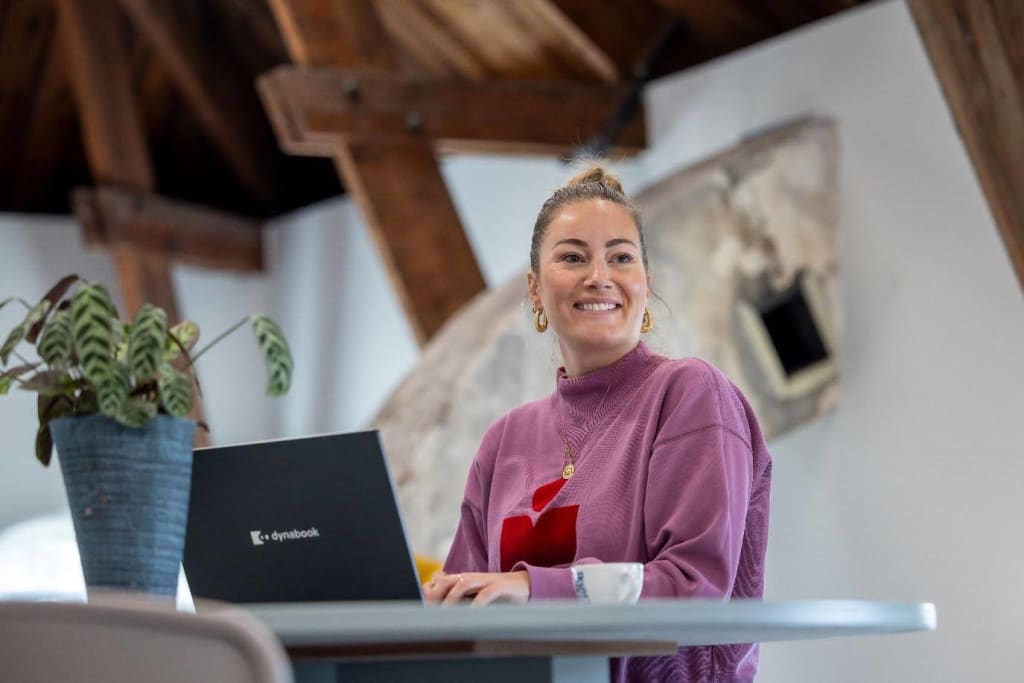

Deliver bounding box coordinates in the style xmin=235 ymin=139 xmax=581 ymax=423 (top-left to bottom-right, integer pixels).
xmin=583 ymin=258 xmax=611 ymax=288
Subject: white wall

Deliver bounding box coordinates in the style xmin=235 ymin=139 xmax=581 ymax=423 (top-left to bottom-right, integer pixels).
xmin=1 ymin=0 xmax=1021 ymax=679
xmin=629 ymin=2 xmax=1024 ymax=681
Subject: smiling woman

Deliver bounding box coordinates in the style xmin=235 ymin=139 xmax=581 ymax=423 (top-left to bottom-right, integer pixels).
xmin=422 ymin=166 xmax=773 ymax=683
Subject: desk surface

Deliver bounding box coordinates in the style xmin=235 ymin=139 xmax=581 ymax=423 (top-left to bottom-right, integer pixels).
xmin=245 ymin=599 xmax=936 ymax=649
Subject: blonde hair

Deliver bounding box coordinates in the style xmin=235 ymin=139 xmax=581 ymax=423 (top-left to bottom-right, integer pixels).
xmin=529 ymin=165 xmax=646 ymax=273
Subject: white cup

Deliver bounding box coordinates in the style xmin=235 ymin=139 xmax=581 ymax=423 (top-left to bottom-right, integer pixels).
xmin=570 ymin=562 xmax=644 ymax=605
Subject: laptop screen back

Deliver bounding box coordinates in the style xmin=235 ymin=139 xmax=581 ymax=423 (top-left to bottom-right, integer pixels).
xmin=183 ymin=430 xmax=423 ymax=603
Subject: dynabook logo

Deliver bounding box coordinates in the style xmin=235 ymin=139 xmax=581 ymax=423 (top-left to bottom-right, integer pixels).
xmin=249 ymin=527 xmax=321 ymax=546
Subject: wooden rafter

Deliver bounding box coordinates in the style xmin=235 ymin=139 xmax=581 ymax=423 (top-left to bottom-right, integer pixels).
xmin=72 ymin=186 xmax=264 ymax=273
xmin=375 ymin=0 xmax=617 ymax=82
xmin=56 ymin=0 xmax=155 ymax=189
xmin=267 ymin=0 xmax=398 ymax=68
xmin=257 ymin=67 xmax=646 ymax=157
xmin=0 ymin=0 xmax=58 ymax=207
xmin=908 ymin=0 xmax=1024 ymax=291
xmin=9 ymin=20 xmax=76 ymax=210
xmin=550 ymin=0 xmax=671 ymax=79
xmin=116 ymin=0 xmax=278 ymax=205
xmin=335 ymin=142 xmax=487 ymax=343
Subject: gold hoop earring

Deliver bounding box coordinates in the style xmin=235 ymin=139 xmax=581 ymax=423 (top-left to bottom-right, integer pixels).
xmin=533 ymin=306 xmax=548 ymax=333
xmin=640 ymin=307 xmax=653 ymax=334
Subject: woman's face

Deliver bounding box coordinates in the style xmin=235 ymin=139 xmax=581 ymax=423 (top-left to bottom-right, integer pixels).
xmin=527 ymin=199 xmax=650 ymax=376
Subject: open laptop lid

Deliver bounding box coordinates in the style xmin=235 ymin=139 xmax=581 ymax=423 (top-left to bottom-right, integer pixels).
xmin=183 ymin=430 xmax=423 ymax=603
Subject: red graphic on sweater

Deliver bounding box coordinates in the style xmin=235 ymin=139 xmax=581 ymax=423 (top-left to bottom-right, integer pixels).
xmin=531 ymin=477 xmax=567 ymax=511
xmin=500 ymin=478 xmax=578 ymax=572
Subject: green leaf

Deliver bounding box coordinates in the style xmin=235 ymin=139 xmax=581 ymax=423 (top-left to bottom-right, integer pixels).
xmin=158 ymin=364 xmax=193 ymax=417
xmin=164 ymin=321 xmax=200 ymax=360
xmin=0 ymin=376 xmax=10 ymax=395
xmin=96 ymin=364 xmax=129 ymax=417
xmin=1 ymin=299 xmax=51 ymax=365
xmin=37 ymin=309 xmax=73 ymax=370
xmin=250 ymin=315 xmax=293 ymax=396
xmin=70 ymin=282 xmax=118 ymax=389
xmin=36 ymin=395 xmax=74 ymax=467
xmin=114 ymin=397 xmax=158 ymax=428
xmin=127 ymin=305 xmax=167 ymax=380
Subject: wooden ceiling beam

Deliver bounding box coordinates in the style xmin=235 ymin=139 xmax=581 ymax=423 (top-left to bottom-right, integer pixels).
xmin=257 ymin=67 xmax=646 ymax=157
xmin=908 ymin=0 xmax=1024 ymax=292
xmin=8 ymin=17 xmax=76 ymax=211
xmin=335 ymin=142 xmax=486 ymax=344
xmin=117 ymin=0 xmax=278 ymax=205
xmin=0 ymin=0 xmax=58 ymax=207
xmin=264 ymin=0 xmax=493 ymax=343
xmin=548 ymin=0 xmax=671 ymax=80
xmin=655 ymin=0 xmax=774 ymax=53
xmin=72 ymin=186 xmax=264 ymax=273
xmin=267 ymin=0 xmax=398 ymax=69
xmin=56 ymin=0 xmax=155 ymax=189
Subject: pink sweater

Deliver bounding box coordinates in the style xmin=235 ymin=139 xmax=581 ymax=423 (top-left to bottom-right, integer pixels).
xmin=445 ymin=342 xmax=772 ymax=682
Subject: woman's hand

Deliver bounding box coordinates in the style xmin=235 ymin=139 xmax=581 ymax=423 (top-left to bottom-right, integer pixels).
xmin=423 ymin=571 xmax=530 ymax=606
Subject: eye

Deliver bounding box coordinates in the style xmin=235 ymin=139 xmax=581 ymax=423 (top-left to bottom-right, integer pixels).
xmin=611 ymin=253 xmax=635 ymax=264
xmin=559 ymin=252 xmax=584 ymax=264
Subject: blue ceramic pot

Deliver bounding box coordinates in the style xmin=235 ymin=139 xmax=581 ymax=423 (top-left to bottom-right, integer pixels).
xmin=50 ymin=414 xmax=196 ymax=598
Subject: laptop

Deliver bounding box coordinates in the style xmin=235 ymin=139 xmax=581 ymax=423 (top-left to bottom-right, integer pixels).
xmin=183 ymin=430 xmax=424 ymax=604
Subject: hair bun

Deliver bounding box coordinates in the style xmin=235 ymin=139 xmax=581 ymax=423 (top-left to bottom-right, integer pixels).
xmin=565 ymin=165 xmax=625 ymax=195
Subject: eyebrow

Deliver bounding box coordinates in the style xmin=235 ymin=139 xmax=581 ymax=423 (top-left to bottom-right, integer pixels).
xmin=553 ymin=238 xmax=638 ymax=249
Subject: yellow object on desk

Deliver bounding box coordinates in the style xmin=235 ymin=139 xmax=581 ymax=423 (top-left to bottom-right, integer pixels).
xmin=414 ymin=554 xmax=444 ymax=585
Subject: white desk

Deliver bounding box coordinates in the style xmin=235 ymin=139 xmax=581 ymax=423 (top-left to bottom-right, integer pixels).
xmin=245 ymin=599 xmax=936 ymax=683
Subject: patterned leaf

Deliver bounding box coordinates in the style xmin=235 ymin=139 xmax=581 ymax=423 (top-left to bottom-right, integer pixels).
xmin=70 ymin=282 xmax=118 ymax=389
xmin=37 ymin=309 xmax=73 ymax=369
xmin=96 ymin=364 xmax=129 ymax=417
xmin=158 ymin=364 xmax=193 ymax=417
xmin=114 ymin=397 xmax=158 ymax=428
xmin=26 ymin=274 xmax=80 ymax=343
xmin=164 ymin=321 xmax=200 ymax=360
xmin=250 ymin=315 xmax=293 ymax=396
xmin=127 ymin=305 xmax=167 ymax=379
xmin=1 ymin=299 xmax=51 ymax=365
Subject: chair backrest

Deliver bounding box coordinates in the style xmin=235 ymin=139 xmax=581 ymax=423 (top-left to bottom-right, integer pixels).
xmin=0 ymin=594 xmax=293 ymax=683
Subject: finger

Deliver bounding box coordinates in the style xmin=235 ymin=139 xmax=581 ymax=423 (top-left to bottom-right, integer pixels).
xmin=442 ymin=574 xmax=478 ymax=606
xmin=422 ymin=582 xmax=445 ymax=604
xmin=471 ymin=585 xmax=500 ymax=606
xmin=426 ymin=574 xmax=462 ymax=603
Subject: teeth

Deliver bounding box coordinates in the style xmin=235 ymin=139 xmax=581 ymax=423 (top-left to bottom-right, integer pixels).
xmin=578 ymin=303 xmax=617 ymax=311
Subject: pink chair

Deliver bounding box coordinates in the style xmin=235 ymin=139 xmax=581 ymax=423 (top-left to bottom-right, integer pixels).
xmin=0 ymin=594 xmax=292 ymax=683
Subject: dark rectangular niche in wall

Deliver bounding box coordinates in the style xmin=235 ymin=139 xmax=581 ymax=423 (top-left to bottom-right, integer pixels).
xmin=759 ymin=273 xmax=830 ymax=376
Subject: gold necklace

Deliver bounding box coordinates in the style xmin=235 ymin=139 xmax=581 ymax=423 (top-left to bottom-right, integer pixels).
xmin=556 ymin=366 xmax=618 ymax=480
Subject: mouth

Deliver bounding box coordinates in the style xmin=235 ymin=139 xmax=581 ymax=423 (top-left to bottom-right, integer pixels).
xmin=574 ymin=302 xmax=621 ymax=312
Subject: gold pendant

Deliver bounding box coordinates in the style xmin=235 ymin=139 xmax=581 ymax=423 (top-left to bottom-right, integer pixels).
xmin=562 ymin=463 xmax=575 ymax=479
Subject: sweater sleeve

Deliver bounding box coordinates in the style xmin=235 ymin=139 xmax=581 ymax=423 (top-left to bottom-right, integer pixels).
xmin=639 ymin=363 xmax=755 ymax=599
xmin=444 ymin=420 xmax=504 ymax=574
xmin=443 ymin=460 xmax=489 ymax=573
xmin=641 ymin=424 xmax=752 ymax=598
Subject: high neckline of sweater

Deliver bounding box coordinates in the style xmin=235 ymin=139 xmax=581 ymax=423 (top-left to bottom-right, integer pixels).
xmin=555 ymin=342 xmax=655 ymax=421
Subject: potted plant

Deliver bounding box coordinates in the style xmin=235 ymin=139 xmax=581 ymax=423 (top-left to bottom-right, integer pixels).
xmin=0 ymin=275 xmax=293 ymax=598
